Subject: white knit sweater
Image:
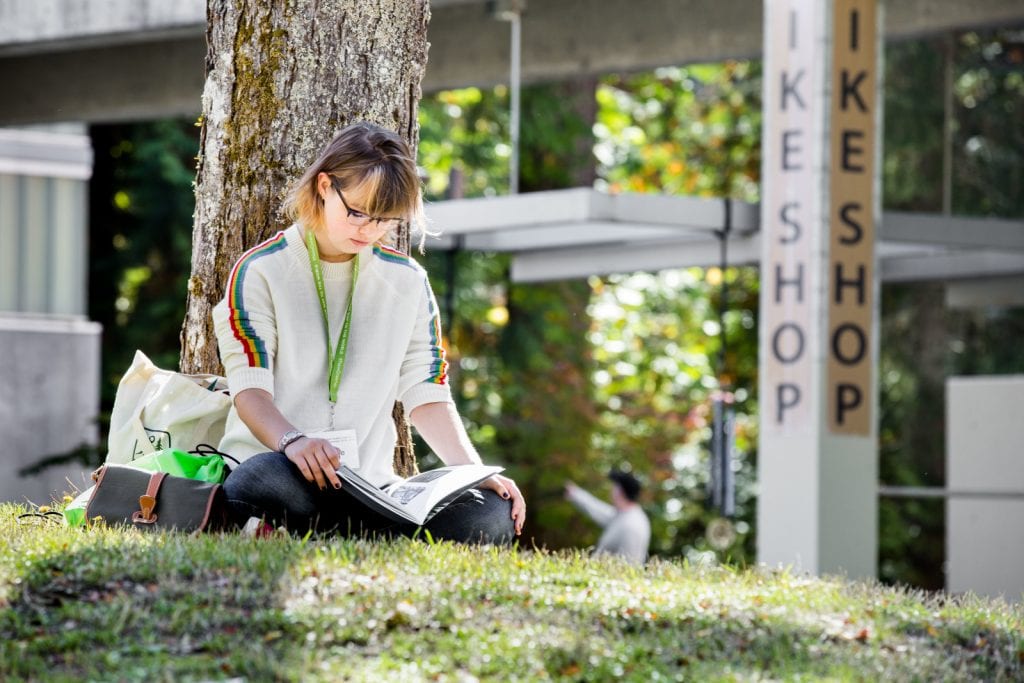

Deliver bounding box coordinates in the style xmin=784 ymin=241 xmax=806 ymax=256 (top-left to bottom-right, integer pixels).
xmin=213 ymin=224 xmax=452 ymax=486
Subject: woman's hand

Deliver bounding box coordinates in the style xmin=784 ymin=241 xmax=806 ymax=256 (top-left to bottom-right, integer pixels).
xmin=234 ymin=389 xmax=342 ymax=490
xmin=480 ymin=474 xmax=526 ymax=536
xmin=284 ymin=437 xmax=342 ymax=490
xmin=408 ymin=402 xmax=526 ymax=535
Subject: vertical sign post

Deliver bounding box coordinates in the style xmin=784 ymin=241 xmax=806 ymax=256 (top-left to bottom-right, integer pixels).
xmin=758 ymin=0 xmax=879 ymax=578
xmin=829 ymin=0 xmax=876 ymax=435
xmin=760 ymin=1 xmax=821 ymax=441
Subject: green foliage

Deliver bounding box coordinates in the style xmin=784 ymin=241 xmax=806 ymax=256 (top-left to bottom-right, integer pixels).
xmin=519 ymin=80 xmax=600 ymax=190
xmin=595 ymin=62 xmax=762 ymax=201
xmin=419 ymin=249 xmax=511 ymax=461
xmin=588 ymin=267 xmax=760 ymax=563
xmin=420 ymin=82 xmax=605 ymax=550
xmin=496 ymin=278 xmax=597 ymax=550
xmin=587 ymin=63 xmax=763 ymax=563
xmin=883 ymin=29 xmax=1024 ymax=216
xmin=878 ymin=283 xmax=947 ymax=590
xmin=88 ymin=120 xmax=200 ymax=457
xmin=418 ymin=65 xmax=765 ymax=559
xmin=418 ymin=86 xmax=511 ymax=199
xmin=2 ymin=508 xmax=1023 ymax=681
xmin=883 ymin=38 xmax=946 ymax=211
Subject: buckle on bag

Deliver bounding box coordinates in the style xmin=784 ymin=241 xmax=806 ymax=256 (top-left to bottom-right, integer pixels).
xmin=132 ymin=494 xmax=158 ymax=524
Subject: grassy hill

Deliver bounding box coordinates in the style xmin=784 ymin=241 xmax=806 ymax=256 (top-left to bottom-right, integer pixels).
xmin=1 ymin=503 xmax=1021 ymax=682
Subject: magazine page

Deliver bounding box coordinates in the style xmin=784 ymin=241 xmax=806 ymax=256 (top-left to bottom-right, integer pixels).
xmin=381 ymin=464 xmax=503 ymax=524
xmin=335 ymin=466 xmax=414 ymax=524
xmin=337 ymin=464 xmax=503 ymax=526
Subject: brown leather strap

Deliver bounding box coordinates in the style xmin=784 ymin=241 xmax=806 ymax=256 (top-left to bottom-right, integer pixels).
xmin=144 ymin=472 xmax=167 ymax=499
xmin=132 ymin=472 xmax=167 ymax=525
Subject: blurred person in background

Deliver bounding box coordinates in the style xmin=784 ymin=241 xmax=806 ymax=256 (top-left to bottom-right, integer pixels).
xmin=565 ymin=469 xmax=650 ymax=565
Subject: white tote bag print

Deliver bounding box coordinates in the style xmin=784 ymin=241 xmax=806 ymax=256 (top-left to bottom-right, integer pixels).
xmin=106 ymin=350 xmax=232 ymax=463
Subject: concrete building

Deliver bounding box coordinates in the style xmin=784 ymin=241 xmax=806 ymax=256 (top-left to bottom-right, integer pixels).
xmin=0 ymin=125 xmax=98 ymax=505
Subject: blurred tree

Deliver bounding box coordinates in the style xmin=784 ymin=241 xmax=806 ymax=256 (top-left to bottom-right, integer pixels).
xmin=88 ymin=119 xmax=199 ymax=451
xmin=595 ymin=62 xmax=761 ymax=201
xmin=418 ymin=61 xmax=764 ymax=559
xmin=498 ymin=79 xmax=601 ymax=550
xmin=878 ymin=282 xmax=948 ymax=590
xmin=420 ymin=79 xmax=604 ymax=550
xmin=878 ymin=35 xmax=952 ymax=591
xmin=882 ymin=38 xmax=945 ymax=212
xmin=588 ymin=268 xmax=760 ymax=561
xmin=953 ymin=29 xmax=1024 ymax=216
xmin=588 ymin=62 xmax=762 ymax=562
xmin=878 ymin=27 xmax=1024 ymax=590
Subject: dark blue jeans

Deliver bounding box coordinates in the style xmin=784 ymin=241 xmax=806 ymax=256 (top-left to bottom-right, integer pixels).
xmin=223 ymin=452 xmax=515 ymax=545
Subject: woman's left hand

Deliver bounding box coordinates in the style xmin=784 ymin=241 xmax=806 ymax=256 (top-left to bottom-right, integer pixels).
xmin=480 ymin=474 xmax=526 ymax=536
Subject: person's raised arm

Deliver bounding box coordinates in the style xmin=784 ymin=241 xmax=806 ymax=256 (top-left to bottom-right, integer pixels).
xmin=409 ymin=401 xmax=525 ymax=536
xmin=565 ymin=481 xmax=616 ymax=527
xmin=233 ymin=388 xmax=341 ymax=491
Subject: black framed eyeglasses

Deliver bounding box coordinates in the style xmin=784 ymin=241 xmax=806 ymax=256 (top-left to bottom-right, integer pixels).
xmin=334 ymin=186 xmax=403 ymax=230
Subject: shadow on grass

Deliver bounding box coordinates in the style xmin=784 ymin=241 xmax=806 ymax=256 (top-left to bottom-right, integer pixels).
xmin=0 ymin=524 xmax=309 ymax=681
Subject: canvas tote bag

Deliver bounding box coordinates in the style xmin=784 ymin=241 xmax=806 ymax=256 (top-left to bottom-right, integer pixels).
xmin=107 ymin=350 xmax=232 ymax=464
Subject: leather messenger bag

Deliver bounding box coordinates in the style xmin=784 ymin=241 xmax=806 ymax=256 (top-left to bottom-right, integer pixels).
xmin=85 ymin=464 xmax=228 ymax=533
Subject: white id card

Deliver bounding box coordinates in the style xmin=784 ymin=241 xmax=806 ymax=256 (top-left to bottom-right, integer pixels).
xmin=310 ymin=429 xmax=360 ymax=469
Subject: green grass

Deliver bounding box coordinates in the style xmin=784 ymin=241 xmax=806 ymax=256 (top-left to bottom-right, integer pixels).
xmin=1 ymin=503 xmax=1022 ymax=682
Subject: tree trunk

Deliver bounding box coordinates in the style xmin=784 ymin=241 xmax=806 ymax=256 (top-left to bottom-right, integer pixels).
xmin=180 ymin=0 xmax=430 ymax=476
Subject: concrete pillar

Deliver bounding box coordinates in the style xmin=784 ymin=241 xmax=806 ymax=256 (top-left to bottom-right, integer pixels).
xmin=0 ymin=315 xmax=99 ymax=505
xmin=757 ymin=0 xmax=881 ymax=578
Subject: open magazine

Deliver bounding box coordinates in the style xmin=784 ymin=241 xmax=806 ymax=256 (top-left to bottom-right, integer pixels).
xmin=337 ymin=464 xmax=503 ymax=526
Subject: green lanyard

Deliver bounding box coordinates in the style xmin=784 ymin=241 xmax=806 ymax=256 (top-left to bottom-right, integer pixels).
xmin=305 ymin=228 xmax=359 ymax=403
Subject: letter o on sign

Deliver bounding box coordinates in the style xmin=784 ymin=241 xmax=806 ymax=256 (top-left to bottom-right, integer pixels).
xmin=772 ymin=322 xmax=805 ymax=365
xmin=832 ymin=323 xmax=866 ymax=366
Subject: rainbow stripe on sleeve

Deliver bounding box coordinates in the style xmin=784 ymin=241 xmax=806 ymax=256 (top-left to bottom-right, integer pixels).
xmin=372 ymin=243 xmax=416 ymax=269
xmin=372 ymin=245 xmax=447 ymax=384
xmin=226 ymin=232 xmax=288 ymax=368
xmin=423 ymin=279 xmax=449 ymax=385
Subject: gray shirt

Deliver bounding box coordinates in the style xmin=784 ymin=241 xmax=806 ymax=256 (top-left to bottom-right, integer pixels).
xmin=567 ymin=485 xmax=650 ymax=565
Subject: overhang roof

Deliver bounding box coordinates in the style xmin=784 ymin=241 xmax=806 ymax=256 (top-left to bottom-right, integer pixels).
xmin=2 ymin=0 xmax=1023 ymax=125
xmin=423 ymin=188 xmax=1024 ymax=283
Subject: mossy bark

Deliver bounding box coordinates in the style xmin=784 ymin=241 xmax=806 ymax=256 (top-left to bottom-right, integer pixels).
xmin=181 ymin=0 xmax=430 ymax=476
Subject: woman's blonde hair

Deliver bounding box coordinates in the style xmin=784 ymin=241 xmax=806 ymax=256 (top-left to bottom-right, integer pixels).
xmin=284 ymin=122 xmax=426 ymax=248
